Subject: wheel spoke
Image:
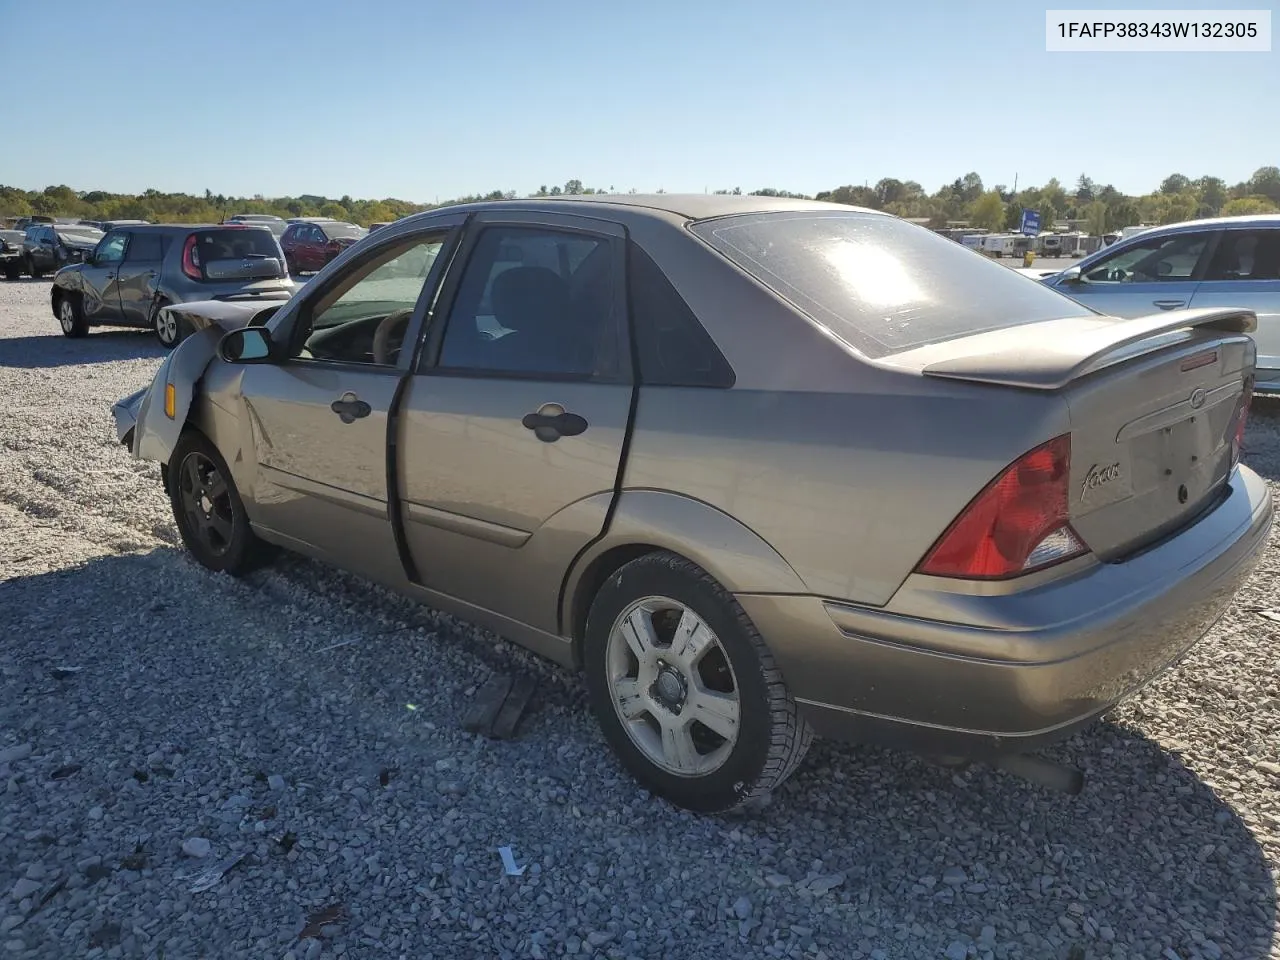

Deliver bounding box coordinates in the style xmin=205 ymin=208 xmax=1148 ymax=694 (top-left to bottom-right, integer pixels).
xmin=207 ymin=511 xmax=233 ymax=542
xmin=670 ymin=609 xmax=714 ymax=669
xmin=688 ymin=688 xmax=740 ymax=741
xmin=621 ymin=607 xmax=659 ymax=666
xmin=660 ymin=721 xmax=701 ymax=774
xmin=205 ymin=472 xmax=228 ymax=502
xmin=613 ymin=678 xmax=648 ymax=721
xmin=183 ymin=457 xmax=203 ymax=495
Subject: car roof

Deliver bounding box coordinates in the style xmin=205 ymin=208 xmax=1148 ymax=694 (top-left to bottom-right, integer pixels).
xmin=1142 ymin=213 xmax=1280 ymax=234
xmin=400 ymin=193 xmax=876 ymax=229
xmin=117 ymin=223 xmax=276 ymax=234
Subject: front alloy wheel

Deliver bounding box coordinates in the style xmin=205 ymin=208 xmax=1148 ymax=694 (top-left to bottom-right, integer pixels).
xmin=57 ymin=295 xmax=87 ymax=337
xmin=154 ymin=303 xmax=179 ymax=347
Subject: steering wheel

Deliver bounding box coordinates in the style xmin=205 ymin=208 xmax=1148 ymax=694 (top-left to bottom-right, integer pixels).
xmin=372 ymin=308 xmax=414 ymax=366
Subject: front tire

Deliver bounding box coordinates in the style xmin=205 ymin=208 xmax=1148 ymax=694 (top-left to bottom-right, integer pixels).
xmin=55 ymin=292 xmax=88 ymax=338
xmin=27 ymin=257 xmax=44 ymax=279
xmin=168 ymin=431 xmax=275 ymax=576
xmin=583 ymin=551 xmax=813 ymax=813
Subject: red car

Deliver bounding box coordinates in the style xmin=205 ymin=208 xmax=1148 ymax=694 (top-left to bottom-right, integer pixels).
xmin=279 ymin=220 xmax=364 ymax=275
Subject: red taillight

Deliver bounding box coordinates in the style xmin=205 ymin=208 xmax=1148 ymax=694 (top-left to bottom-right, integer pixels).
xmin=916 ymin=434 xmax=1087 ymax=580
xmin=181 ymin=234 xmax=201 ymax=280
xmin=1231 ymin=376 xmax=1254 ymax=468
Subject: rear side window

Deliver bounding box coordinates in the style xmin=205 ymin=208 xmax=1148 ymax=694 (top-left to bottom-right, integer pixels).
xmin=691 ymin=212 xmax=1095 ymax=359
xmin=124 ymin=233 xmax=163 ymax=261
xmin=628 ymin=241 xmax=734 ymax=388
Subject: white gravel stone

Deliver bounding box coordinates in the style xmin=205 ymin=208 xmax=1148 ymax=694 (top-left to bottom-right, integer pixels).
xmin=181 ymin=838 xmax=211 ymax=859
xmin=1 ymin=279 xmax=1279 ymax=957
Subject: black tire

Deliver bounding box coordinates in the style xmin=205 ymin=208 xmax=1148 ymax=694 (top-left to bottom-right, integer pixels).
xmin=150 ymin=298 xmax=181 ymax=348
xmin=583 ymin=551 xmax=813 ymax=813
xmin=167 ymin=430 xmax=276 ymax=576
xmin=3 ymin=263 xmax=20 ymax=281
xmin=27 ymin=257 xmax=44 ymax=279
xmin=54 ymin=292 xmax=88 ymax=338
xmin=285 ymin=255 xmax=298 ymax=277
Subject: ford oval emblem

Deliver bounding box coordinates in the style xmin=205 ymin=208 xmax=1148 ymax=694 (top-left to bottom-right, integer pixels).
xmin=1189 ymin=387 xmax=1207 ymax=409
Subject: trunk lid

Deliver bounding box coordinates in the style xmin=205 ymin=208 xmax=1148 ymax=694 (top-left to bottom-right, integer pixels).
xmin=882 ymin=307 xmax=1257 ymax=560
xmin=203 ymin=255 xmax=286 ymax=281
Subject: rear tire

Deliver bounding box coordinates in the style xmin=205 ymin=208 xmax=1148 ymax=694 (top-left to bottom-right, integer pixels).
xmin=168 ymin=430 xmax=276 ymax=576
xmin=3 ymin=263 xmax=20 ymax=281
xmin=55 ymin=292 xmax=88 ymax=338
xmin=151 ymin=298 xmax=180 ymax=348
xmin=583 ymin=551 xmax=813 ymax=813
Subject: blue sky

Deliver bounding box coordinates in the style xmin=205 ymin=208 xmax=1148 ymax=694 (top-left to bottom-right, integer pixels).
xmin=1 ymin=0 xmax=1275 ymax=201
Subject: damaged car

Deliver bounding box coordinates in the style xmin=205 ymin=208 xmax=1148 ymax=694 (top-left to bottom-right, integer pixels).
xmin=113 ymin=195 xmax=1273 ymax=813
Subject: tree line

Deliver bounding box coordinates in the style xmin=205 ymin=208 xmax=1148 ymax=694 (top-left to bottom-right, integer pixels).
xmin=2 ymin=168 xmax=1278 ymax=233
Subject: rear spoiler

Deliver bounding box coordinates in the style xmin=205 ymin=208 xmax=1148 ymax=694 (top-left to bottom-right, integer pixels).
xmin=917 ymin=307 xmax=1257 ymax=391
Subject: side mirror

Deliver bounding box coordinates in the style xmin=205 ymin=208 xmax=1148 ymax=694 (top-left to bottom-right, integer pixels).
xmin=1058 ymin=266 xmax=1083 ymax=284
xmin=83 ymin=252 xmax=95 ymax=266
xmin=218 ymin=326 xmax=275 ymax=363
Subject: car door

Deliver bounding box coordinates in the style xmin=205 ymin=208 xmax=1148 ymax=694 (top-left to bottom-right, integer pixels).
xmin=1048 ymin=228 xmax=1215 ymax=318
xmin=1188 ymin=226 xmax=1280 ymax=390
xmin=397 ymin=211 xmax=633 ymax=635
xmin=115 ymin=230 xmax=166 ymax=327
xmin=304 ymin=225 xmax=327 ymax=271
xmin=236 ymin=219 xmax=462 ymax=586
xmin=29 ymin=226 xmax=57 ymax=271
xmin=79 ymin=231 xmax=129 ymax=322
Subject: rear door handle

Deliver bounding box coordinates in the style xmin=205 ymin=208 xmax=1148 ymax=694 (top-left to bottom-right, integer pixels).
xmin=1153 ymin=299 xmax=1186 ymax=310
xmin=522 ymin=402 xmax=588 ymax=442
xmin=330 ymin=391 xmax=371 ymax=423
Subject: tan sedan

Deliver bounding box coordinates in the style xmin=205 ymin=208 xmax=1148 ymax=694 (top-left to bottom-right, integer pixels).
xmin=113 ymin=195 xmax=1272 ymax=813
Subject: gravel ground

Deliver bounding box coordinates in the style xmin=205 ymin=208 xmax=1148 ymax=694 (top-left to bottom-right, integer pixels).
xmin=1 ymin=277 xmax=1279 ymax=960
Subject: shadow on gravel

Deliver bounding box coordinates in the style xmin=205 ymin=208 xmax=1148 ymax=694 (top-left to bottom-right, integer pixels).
xmin=0 ymin=331 xmax=164 ymax=368
xmin=2 ymin=549 xmax=1275 ymax=959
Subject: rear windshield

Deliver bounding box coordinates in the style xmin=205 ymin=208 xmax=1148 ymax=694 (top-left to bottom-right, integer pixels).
xmin=690 ymin=211 xmax=1096 ymax=358
xmin=192 ymin=228 xmax=282 ymax=261
xmin=320 ymin=222 xmax=363 ymax=240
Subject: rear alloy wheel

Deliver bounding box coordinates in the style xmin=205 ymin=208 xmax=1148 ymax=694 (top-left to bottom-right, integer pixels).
xmin=168 ymin=431 xmax=275 ymax=575
xmin=583 ymin=552 xmax=813 ymax=813
xmin=56 ymin=294 xmax=87 ymax=338
xmin=152 ymin=299 xmax=180 ymax=348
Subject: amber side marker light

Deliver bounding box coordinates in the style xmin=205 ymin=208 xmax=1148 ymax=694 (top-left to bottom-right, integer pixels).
xmin=164 ymin=383 xmax=176 ymax=419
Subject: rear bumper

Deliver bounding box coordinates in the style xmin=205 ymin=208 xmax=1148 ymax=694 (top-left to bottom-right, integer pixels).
xmin=739 ymin=465 xmax=1273 ymax=759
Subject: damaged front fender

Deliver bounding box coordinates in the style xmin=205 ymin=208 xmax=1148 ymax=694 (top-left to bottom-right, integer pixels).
xmin=112 ymin=324 xmax=225 ymax=465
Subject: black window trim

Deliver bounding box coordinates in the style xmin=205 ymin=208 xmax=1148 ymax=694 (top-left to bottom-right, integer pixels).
xmin=1081 ymin=227 xmax=1222 ymax=284
xmin=275 ymin=220 xmax=464 ymax=373
xmin=416 ymin=215 xmax=632 ymax=386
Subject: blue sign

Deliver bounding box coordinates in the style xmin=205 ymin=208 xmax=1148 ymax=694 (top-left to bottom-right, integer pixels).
xmin=1019 ymin=209 xmax=1042 ymax=236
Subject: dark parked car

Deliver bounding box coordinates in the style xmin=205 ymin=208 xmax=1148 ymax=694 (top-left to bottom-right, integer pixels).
xmin=1 ymin=230 xmax=26 ymax=279
xmin=279 ymin=219 xmax=363 ymax=274
xmin=51 ymin=223 xmax=298 ymax=347
xmin=23 ymin=223 xmax=104 ymax=277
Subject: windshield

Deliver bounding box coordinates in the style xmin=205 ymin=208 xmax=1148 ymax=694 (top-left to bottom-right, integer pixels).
xmin=691 ymin=211 xmax=1096 ymax=359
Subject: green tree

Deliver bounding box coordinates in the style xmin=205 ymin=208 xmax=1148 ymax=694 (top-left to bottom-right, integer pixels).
xmin=1085 ymin=200 xmax=1108 ymax=237
xmin=1195 ymin=176 xmax=1227 ymax=214
xmin=319 ymin=202 xmax=350 ymax=220
xmin=969 ymin=191 xmax=1006 ymax=232
xmin=1160 ymin=173 xmax=1191 ymax=195
xmin=1246 ymin=166 xmax=1280 ymax=204
xmin=1221 ymin=196 xmax=1280 ymax=216
xmin=1075 ymin=174 xmax=1095 ymax=203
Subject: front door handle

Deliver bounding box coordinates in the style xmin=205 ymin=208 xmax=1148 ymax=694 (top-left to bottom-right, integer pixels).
xmin=1153 ymin=299 xmax=1186 ymax=310
xmin=521 ymin=402 xmax=588 ymax=442
xmin=330 ymin=391 xmax=371 ymax=424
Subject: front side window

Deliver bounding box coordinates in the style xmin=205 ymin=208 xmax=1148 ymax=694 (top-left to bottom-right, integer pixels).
xmin=1082 ymin=231 xmax=1210 ymax=283
xmin=434 ymin=226 xmax=619 ymax=379
xmin=96 ymin=232 xmax=128 ymax=264
xmin=1203 ymin=230 xmax=1280 ymax=281
xmin=291 ymin=234 xmax=445 ymax=366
